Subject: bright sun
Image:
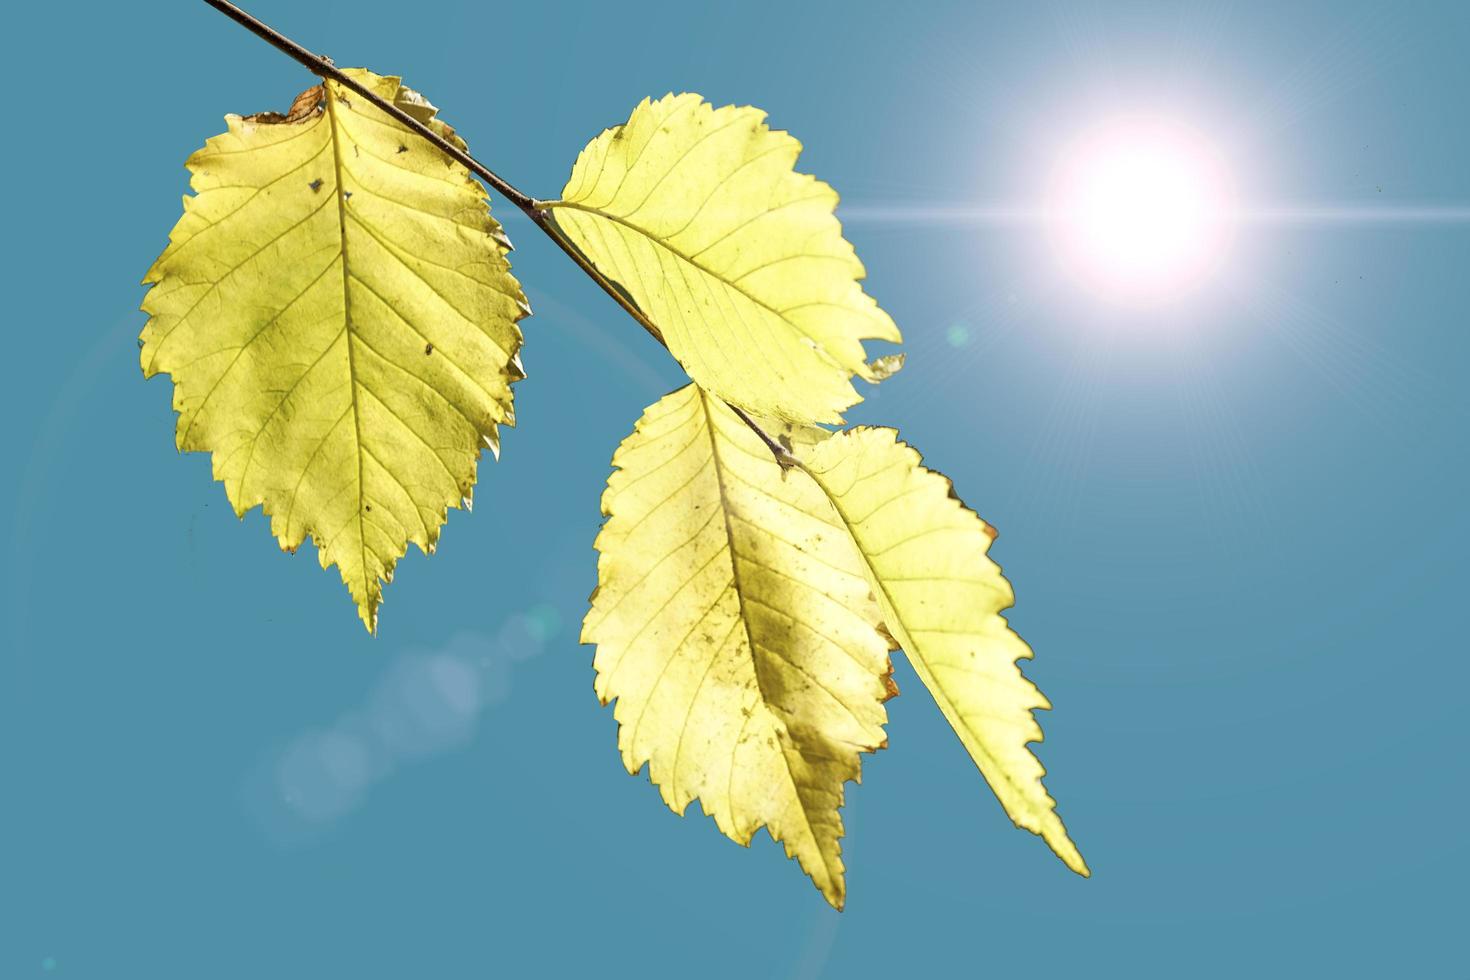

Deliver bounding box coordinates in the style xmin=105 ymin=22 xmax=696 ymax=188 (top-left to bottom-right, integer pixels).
xmin=1046 ymin=116 xmax=1235 ymax=303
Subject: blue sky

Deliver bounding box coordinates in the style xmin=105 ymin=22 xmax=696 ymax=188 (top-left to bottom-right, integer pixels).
xmin=2 ymin=1 xmax=1466 ymax=976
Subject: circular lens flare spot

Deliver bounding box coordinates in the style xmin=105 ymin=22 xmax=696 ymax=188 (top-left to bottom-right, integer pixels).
xmin=1047 ymin=116 xmax=1235 ymax=303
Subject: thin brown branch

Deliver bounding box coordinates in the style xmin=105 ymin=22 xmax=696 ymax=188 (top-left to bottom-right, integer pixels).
xmin=729 ymin=406 xmax=799 ymax=469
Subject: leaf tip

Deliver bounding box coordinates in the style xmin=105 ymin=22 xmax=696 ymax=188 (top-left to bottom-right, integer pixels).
xmin=356 ymin=598 xmax=380 ymax=637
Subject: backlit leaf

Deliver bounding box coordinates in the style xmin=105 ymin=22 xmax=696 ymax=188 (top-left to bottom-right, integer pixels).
xmin=547 ymin=94 xmax=900 ymax=426
xmin=582 ymin=385 xmax=897 ymax=908
xmin=798 ymin=427 xmax=1089 ymax=875
xmin=140 ymin=70 xmax=528 ymax=632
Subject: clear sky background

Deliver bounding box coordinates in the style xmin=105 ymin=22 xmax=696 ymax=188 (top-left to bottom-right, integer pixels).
xmin=2 ymin=1 xmax=1466 ymax=976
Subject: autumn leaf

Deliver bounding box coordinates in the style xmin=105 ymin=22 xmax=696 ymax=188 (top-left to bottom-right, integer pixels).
xmin=582 ymin=385 xmax=897 ymax=908
xmin=798 ymin=427 xmax=1089 ymax=876
xmin=545 ymin=94 xmax=900 ymax=426
xmin=140 ymin=69 xmax=528 ymax=632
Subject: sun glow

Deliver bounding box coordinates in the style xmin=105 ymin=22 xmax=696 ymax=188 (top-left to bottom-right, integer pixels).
xmin=1046 ymin=116 xmax=1236 ymax=303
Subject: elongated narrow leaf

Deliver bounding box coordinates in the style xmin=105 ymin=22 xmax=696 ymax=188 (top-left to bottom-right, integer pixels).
xmin=582 ymin=385 xmax=896 ymax=908
xmin=548 ymin=94 xmax=900 ymax=426
xmin=140 ymin=70 xmax=528 ymax=632
xmin=799 ymin=427 xmax=1088 ymax=875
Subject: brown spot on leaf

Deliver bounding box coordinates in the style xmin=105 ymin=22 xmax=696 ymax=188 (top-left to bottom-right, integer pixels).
xmin=245 ymin=84 xmax=325 ymax=125
xmin=874 ymin=619 xmax=899 ymax=651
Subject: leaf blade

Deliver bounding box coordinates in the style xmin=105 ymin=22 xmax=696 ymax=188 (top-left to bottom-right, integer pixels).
xmin=582 ymin=386 xmax=896 ymax=907
xmin=140 ymin=70 xmax=527 ymax=632
xmin=549 ymin=94 xmax=900 ymax=426
xmin=801 ymin=427 xmax=1089 ymax=875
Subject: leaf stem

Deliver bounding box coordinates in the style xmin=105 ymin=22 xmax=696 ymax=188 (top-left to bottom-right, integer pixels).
xmin=199 ymin=0 xmax=790 ymax=462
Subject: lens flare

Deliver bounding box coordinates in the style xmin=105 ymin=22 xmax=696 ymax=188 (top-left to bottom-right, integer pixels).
xmin=1046 ymin=116 xmax=1235 ymax=303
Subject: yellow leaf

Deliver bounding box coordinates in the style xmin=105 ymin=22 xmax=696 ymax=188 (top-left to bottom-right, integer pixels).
xmin=140 ymin=70 xmax=528 ymax=633
xmin=582 ymin=385 xmax=896 ymax=908
xmin=799 ymin=427 xmax=1089 ymax=876
xmin=546 ymin=94 xmax=900 ymax=426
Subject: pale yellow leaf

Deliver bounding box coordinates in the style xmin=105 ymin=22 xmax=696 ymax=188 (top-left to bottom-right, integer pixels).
xmin=547 ymin=94 xmax=901 ymax=426
xmin=140 ymin=70 xmax=528 ymax=632
xmin=582 ymin=385 xmax=896 ymax=907
xmin=799 ymin=427 xmax=1089 ymax=875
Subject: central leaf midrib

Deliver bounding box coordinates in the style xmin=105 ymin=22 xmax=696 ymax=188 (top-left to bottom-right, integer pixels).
xmin=698 ymin=388 xmax=760 ymax=689
xmin=324 ymin=85 xmax=371 ymax=606
xmin=547 ymin=200 xmax=834 ymax=353
xmin=697 ymin=389 xmax=833 ymax=883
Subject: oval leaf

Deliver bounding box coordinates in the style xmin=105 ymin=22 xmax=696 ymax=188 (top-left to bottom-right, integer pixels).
xmin=140 ymin=70 xmax=529 ymax=633
xmin=799 ymin=427 xmax=1089 ymax=876
xmin=582 ymin=385 xmax=896 ymax=908
xmin=548 ymin=94 xmax=901 ymax=425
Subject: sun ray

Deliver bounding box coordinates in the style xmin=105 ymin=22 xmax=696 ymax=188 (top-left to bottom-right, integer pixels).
xmin=841 ymin=203 xmax=1470 ymax=226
